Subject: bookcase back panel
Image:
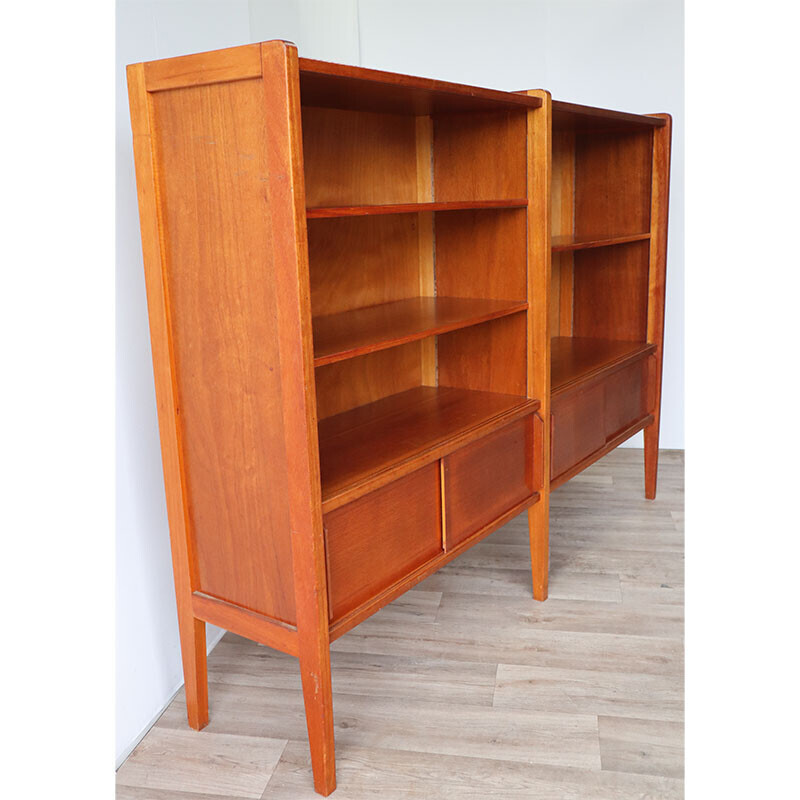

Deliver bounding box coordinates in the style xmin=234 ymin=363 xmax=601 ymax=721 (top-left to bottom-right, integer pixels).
xmin=572 ymin=240 xmax=649 ymax=341
xmin=302 ymin=106 xmax=418 ymax=207
xmin=433 ymin=111 xmax=527 ymax=202
xmin=552 ymin=130 xmax=576 ymax=237
xmin=575 ymin=130 xmax=653 ymax=237
xmin=550 ymin=253 xmax=574 ymax=337
xmin=308 ymin=215 xmax=422 ymax=317
xmin=150 ymin=78 xmax=298 ymax=624
xmin=438 ymin=313 xmax=527 ymax=396
xmin=551 ymin=130 xmax=576 ymax=337
xmin=435 ymin=208 xmax=527 ymax=302
xmin=314 ymin=342 xmax=424 ymax=420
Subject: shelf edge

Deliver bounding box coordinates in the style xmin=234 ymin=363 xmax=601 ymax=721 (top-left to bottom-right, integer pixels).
xmin=313 ymin=300 xmax=528 ymax=367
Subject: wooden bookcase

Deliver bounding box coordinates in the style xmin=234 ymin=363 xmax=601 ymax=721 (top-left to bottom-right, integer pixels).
xmin=537 ymin=98 xmax=672 ymax=494
xmin=126 ymin=41 xmax=670 ymax=796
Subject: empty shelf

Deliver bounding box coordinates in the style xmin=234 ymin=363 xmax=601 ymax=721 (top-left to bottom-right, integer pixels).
xmin=551 ymin=337 xmax=656 ymax=393
xmin=307 ymin=199 xmax=527 ymax=219
xmin=313 ymin=297 xmax=527 ymax=367
xmin=552 ymin=232 xmax=651 ymax=252
xmin=318 ymin=386 xmax=538 ymax=510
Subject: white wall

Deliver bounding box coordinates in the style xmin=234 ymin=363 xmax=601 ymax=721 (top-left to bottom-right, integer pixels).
xmin=117 ymin=0 xmax=683 ymax=767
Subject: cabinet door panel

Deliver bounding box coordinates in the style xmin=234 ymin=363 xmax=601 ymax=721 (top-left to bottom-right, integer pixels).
xmin=604 ymin=359 xmax=648 ymax=440
xmin=324 ymin=463 xmax=442 ymax=622
xmin=551 ymin=384 xmax=605 ymax=480
xmin=443 ymin=416 xmax=534 ymax=549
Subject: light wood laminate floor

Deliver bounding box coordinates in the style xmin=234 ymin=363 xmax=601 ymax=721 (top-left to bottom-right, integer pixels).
xmin=117 ymin=448 xmax=684 ymax=799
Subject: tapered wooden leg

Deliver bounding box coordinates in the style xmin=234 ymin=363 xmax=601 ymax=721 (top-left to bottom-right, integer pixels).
xmin=528 ymin=500 xmax=549 ymax=601
xmin=178 ymin=613 xmax=209 ymax=730
xmin=644 ymin=419 xmax=660 ymax=500
xmin=299 ymin=644 xmax=336 ymax=796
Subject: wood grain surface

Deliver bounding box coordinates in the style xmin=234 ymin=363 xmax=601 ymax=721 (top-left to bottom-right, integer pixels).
xmin=312 ymin=297 xmax=527 ymax=366
xmin=298 ymin=58 xmax=542 ymax=115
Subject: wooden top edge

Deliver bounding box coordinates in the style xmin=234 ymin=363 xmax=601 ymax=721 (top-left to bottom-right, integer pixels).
xmin=136 ymin=41 xmax=294 ymax=92
xmin=298 ymin=57 xmax=543 ymax=109
xmin=130 ymin=39 xmax=291 ymax=70
xmin=552 ymin=99 xmax=667 ymax=127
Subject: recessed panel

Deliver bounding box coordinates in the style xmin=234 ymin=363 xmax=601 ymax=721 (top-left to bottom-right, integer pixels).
xmin=152 ymin=78 xmax=297 ymax=623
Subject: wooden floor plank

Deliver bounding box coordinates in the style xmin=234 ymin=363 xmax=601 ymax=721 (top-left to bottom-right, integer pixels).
xmin=206 ymin=644 xmax=498 ymax=706
xmin=434 ymin=593 xmax=683 ymax=639
xmin=261 ymin=741 xmax=684 ymax=800
xmin=598 ymin=716 xmax=684 ymax=779
xmin=421 ymin=563 xmax=624 ymax=602
xmin=115 ymin=728 xmax=286 ymax=798
xmin=159 ymin=684 xmax=602 ymax=771
xmin=494 ymin=663 xmax=684 ymax=721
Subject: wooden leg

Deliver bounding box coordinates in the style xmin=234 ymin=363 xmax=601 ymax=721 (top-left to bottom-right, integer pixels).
xmin=299 ymin=644 xmax=336 ymax=796
xmin=528 ymin=500 xmax=549 ymax=601
xmin=178 ymin=613 xmax=209 ymax=730
xmin=644 ymin=419 xmax=660 ymax=500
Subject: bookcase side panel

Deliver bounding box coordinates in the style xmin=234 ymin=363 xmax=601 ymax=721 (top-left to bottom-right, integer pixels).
xmin=148 ymin=76 xmax=299 ymax=625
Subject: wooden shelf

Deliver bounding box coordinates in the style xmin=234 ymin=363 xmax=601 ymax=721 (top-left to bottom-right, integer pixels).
xmin=551 ymin=337 xmax=656 ymax=393
xmin=307 ymin=199 xmax=527 ymax=219
xmin=318 ymin=386 xmax=538 ymax=511
xmin=552 ymin=100 xmax=666 ymax=132
xmin=313 ymin=297 xmax=527 ymax=367
xmin=299 ymin=59 xmax=543 ymax=115
xmin=552 ymin=232 xmax=650 ymax=252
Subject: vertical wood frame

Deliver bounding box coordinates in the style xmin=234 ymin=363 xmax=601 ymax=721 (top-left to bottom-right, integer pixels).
xmin=259 ymin=42 xmax=336 ymax=796
xmin=644 ymin=114 xmax=672 ymax=499
xmin=525 ymin=90 xmax=552 ymax=601
xmin=127 ymin=63 xmax=209 ymax=731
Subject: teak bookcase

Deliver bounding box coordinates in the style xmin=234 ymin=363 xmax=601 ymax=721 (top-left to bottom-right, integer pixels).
xmin=127 ymin=40 xmax=670 ymax=795
xmin=541 ymin=100 xmax=671 ymax=496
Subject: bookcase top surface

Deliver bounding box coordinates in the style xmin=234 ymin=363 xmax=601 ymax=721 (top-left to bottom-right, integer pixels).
xmin=298 ymin=57 xmax=543 ymax=114
xmin=133 ymin=42 xmax=541 ymax=114
xmin=552 ymin=99 xmax=667 ymax=132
